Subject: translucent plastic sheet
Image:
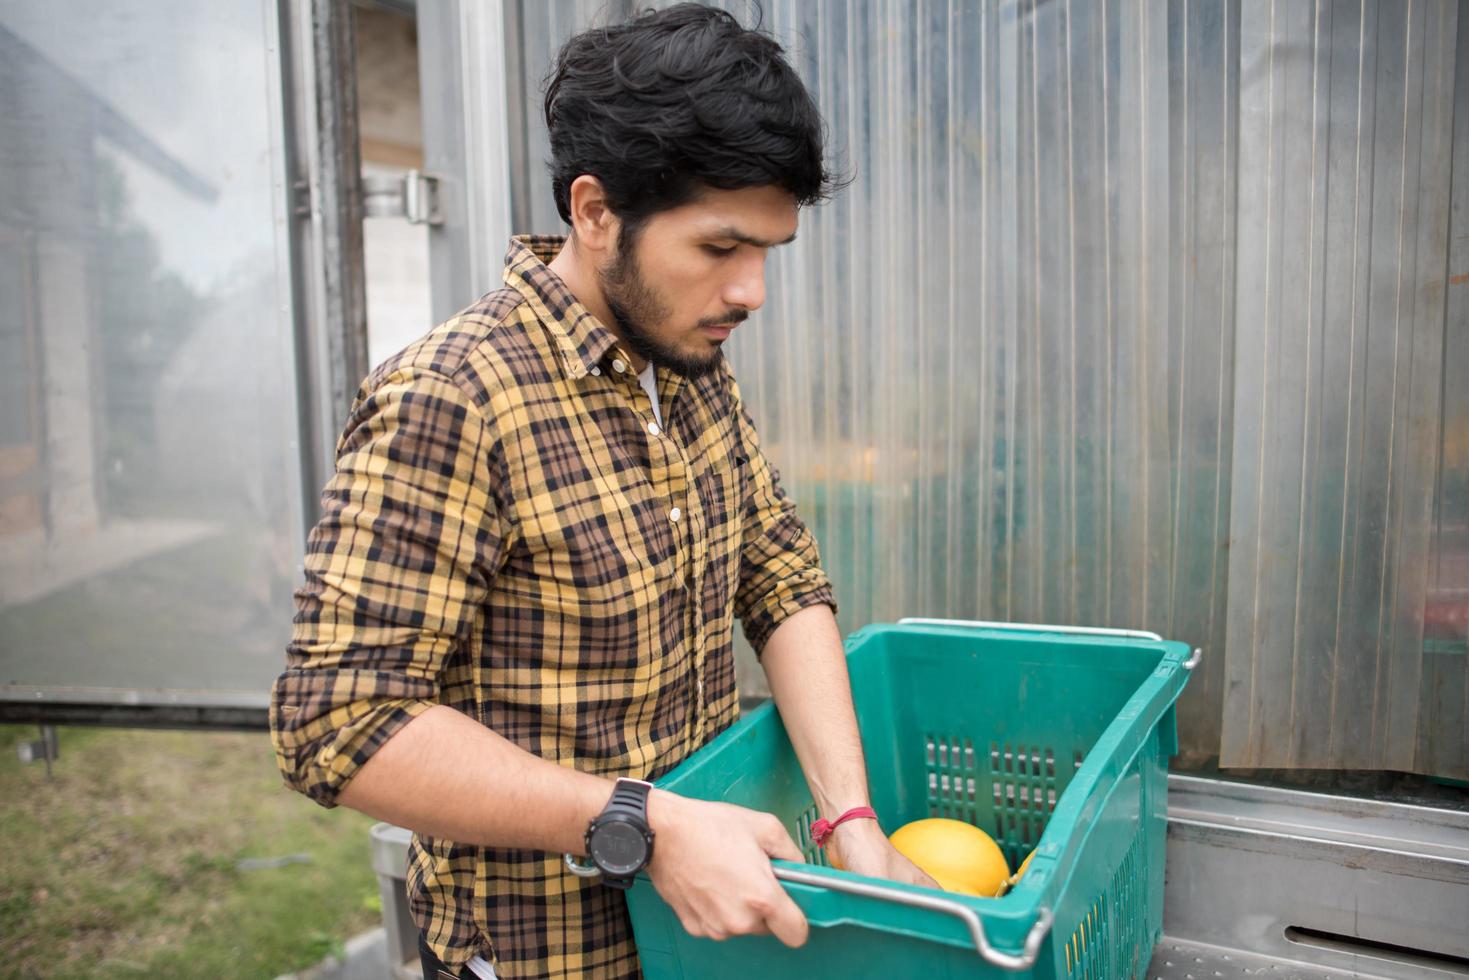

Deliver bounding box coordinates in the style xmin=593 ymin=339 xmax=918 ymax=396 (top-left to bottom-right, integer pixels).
xmin=0 ymin=2 xmax=304 ymax=708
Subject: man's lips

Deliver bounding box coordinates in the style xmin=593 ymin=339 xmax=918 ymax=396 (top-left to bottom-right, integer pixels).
xmin=700 ymin=323 xmax=736 ymax=340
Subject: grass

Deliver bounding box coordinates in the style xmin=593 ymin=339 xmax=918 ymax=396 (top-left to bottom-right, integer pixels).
xmin=0 ymin=724 xmax=383 ymax=979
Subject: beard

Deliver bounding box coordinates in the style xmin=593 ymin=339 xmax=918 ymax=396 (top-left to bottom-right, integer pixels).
xmin=598 ymin=241 xmax=740 ymax=380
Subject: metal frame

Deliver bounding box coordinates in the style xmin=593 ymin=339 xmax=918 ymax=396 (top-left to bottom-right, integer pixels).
xmin=0 ymin=699 xmax=269 ymax=731
xmin=897 ymin=616 xmax=1166 ymax=642
xmin=897 ymin=618 xmax=1204 ymax=669
xmin=1154 ymin=773 xmax=1469 ymax=977
xmin=416 ymin=0 xmax=515 ymax=323
xmin=283 ymin=0 xmax=371 ymax=523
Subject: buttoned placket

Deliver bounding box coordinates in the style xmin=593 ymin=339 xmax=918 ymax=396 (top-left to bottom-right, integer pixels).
xmin=606 ymin=352 xmax=710 ymax=741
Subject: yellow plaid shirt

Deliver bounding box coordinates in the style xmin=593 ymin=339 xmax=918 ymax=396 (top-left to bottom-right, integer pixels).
xmin=270 ymin=236 xmax=834 ymax=978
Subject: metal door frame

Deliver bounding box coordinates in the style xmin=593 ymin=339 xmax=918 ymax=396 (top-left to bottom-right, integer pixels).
xmin=416 ymin=0 xmax=515 ymax=323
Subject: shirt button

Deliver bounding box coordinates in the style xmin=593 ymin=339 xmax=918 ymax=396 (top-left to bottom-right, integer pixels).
xmin=669 ymin=506 xmax=682 ymax=523
xmin=612 ymin=358 xmax=627 ymax=374
xmin=647 ymin=421 xmax=661 ymax=437
xmin=590 ymin=366 xmax=601 ymax=376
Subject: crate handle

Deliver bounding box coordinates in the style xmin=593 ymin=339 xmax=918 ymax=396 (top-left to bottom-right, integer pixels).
xmin=898 ymin=617 xmax=1164 ymax=642
xmin=897 ymin=618 xmax=1202 ymax=671
xmin=772 ymin=864 xmax=1054 ymax=971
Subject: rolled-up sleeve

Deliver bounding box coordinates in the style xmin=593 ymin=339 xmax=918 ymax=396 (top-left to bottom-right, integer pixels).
xmin=728 ymin=377 xmax=837 ymax=654
xmin=270 ymin=367 xmax=508 ymax=807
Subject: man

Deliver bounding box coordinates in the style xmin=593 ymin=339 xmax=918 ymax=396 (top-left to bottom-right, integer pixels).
xmin=270 ymin=5 xmax=933 ymax=978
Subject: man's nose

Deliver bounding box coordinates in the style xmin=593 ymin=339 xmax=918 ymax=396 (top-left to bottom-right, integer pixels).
xmin=723 ymin=252 xmax=767 ymax=312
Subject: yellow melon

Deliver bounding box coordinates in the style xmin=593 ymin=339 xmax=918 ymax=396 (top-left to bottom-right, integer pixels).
xmin=888 ymin=818 xmax=1010 ymax=898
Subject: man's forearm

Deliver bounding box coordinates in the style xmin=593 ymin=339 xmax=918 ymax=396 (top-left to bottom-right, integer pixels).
xmin=760 ymin=605 xmax=940 ymax=889
xmin=760 ymin=604 xmax=873 ymax=818
xmin=337 ymin=604 xmax=867 ymax=852
xmin=337 ymin=704 xmax=615 ymax=853
xmin=339 ymin=702 xmax=816 ymax=948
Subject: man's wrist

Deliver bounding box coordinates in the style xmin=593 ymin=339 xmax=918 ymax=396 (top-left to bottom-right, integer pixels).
xmin=820 ymin=801 xmax=877 ymax=825
xmin=646 ymin=787 xmax=681 ymax=836
xmin=820 ymin=800 xmax=872 ymax=817
xmin=812 ymin=803 xmax=881 ymax=848
xmin=643 ymin=788 xmax=686 ymax=874
xmin=831 ymin=817 xmax=884 ymax=841
xmin=828 ymin=808 xmax=881 ymax=827
xmin=583 ymin=778 xmax=656 ymax=885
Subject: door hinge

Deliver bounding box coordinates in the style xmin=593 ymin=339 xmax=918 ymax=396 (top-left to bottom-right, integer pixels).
xmin=292 ymin=178 xmax=311 ymax=218
xmin=363 ymin=169 xmax=443 ymax=226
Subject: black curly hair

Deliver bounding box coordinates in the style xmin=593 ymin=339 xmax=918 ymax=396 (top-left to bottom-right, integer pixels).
xmin=543 ymin=3 xmax=835 ymax=240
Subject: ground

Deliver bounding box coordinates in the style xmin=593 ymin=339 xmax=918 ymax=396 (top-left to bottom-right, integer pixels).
xmin=0 ymin=724 xmax=381 ymax=979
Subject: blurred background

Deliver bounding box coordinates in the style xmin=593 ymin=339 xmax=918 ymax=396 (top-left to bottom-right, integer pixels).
xmin=0 ymin=1 xmax=1465 ymax=977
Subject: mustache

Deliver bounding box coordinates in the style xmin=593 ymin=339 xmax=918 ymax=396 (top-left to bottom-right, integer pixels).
xmin=695 ymin=309 xmax=750 ymax=329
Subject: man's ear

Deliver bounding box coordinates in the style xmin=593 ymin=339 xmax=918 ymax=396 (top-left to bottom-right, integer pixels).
xmin=566 ymin=175 xmax=619 ymax=255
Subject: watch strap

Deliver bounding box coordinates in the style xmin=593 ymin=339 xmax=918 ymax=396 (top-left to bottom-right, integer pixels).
xmin=606 ymin=777 xmax=652 ymax=816
xmin=588 ymin=778 xmax=654 ymax=888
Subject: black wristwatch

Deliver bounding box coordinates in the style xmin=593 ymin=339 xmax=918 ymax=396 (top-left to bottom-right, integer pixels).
xmin=582 ymin=778 xmax=655 ymax=889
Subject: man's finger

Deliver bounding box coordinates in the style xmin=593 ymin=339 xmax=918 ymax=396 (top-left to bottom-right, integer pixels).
xmin=910 ymin=866 xmax=941 ymax=889
xmin=759 ymin=821 xmax=805 ymax=864
xmin=762 ymin=886 xmax=810 ymax=948
xmin=897 ymin=853 xmax=941 ymax=889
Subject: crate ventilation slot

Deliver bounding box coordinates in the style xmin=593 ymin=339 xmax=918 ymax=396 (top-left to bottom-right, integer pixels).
xmin=793 ymin=801 xmax=831 ymax=867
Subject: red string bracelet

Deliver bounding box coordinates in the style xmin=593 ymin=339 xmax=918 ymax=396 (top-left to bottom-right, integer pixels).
xmin=811 ymin=806 xmax=879 ymax=846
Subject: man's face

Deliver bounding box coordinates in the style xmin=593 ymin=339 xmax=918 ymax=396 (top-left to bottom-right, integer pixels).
xmin=597 ymin=184 xmax=799 ymax=378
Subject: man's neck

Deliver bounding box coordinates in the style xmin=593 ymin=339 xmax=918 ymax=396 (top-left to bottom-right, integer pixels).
xmin=546 ymin=236 xmax=647 ymax=372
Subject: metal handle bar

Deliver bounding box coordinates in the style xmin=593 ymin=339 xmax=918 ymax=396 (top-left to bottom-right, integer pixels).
xmin=773 ymin=864 xmax=1054 ymax=971
xmin=897 ymin=617 xmax=1205 ymax=672
xmin=897 ymin=617 xmax=1163 ymax=642
xmin=567 ymin=854 xmax=1053 ymax=968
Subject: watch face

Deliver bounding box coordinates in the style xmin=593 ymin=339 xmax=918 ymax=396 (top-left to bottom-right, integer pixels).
xmin=589 ymin=819 xmax=649 ymax=876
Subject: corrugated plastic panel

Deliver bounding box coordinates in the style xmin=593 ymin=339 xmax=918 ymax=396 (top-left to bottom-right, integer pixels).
xmin=1221 ymin=0 xmax=1461 ymax=772
xmin=1420 ymin=5 xmax=1468 ymax=779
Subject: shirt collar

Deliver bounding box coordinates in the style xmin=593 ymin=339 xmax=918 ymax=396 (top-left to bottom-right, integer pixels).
xmin=503 ymin=235 xmax=620 ymax=379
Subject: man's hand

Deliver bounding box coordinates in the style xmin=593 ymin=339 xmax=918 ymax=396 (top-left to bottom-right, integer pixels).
xmin=825 ymin=819 xmax=940 ymax=890
xmin=758 ymin=608 xmax=938 ymax=893
xmin=645 ymin=790 xmax=810 ymax=948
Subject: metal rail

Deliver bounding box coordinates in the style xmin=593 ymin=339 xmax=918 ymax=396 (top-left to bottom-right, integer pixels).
xmin=896 ymin=618 xmax=1204 ymax=670
xmin=773 ymin=864 xmax=1053 ymax=971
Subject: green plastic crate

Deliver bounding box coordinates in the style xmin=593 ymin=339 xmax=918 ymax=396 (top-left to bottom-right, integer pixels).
xmin=627 ymin=620 xmax=1196 ymax=978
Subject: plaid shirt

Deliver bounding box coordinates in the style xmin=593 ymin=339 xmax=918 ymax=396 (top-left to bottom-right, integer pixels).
xmin=270 ymin=236 xmax=835 ymax=978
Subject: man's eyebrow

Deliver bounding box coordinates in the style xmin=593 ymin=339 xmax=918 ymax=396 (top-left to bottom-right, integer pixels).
xmin=707 ymin=226 xmax=798 ymax=248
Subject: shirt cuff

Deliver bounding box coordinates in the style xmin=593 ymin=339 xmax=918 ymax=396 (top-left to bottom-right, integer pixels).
xmin=739 ymin=570 xmax=838 ymax=655
xmin=271 ymin=678 xmax=437 ymax=808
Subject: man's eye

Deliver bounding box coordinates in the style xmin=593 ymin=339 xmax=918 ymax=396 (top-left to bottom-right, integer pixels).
xmin=703 ymin=244 xmax=736 ymax=256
